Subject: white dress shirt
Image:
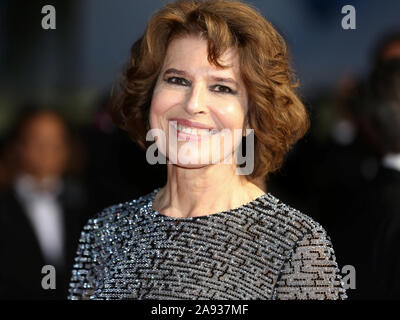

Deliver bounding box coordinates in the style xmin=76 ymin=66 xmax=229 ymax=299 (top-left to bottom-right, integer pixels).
xmin=382 ymin=153 xmax=400 ymax=173
xmin=14 ymin=174 xmax=65 ymax=267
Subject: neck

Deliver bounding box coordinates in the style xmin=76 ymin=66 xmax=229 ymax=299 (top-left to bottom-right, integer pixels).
xmin=16 ymin=173 xmax=62 ymax=193
xmin=153 ymin=162 xmax=265 ymax=218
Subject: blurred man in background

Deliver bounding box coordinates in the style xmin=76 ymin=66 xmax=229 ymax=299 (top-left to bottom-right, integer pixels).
xmin=314 ymin=33 xmax=400 ymax=299
xmin=373 ymin=32 xmax=400 ymax=64
xmin=0 ymin=108 xmax=88 ymax=299
xmin=356 ymin=58 xmax=400 ymax=299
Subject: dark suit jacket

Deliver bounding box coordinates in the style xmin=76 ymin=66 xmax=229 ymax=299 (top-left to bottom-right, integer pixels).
xmin=336 ymin=165 xmax=400 ymax=299
xmin=0 ymin=179 xmax=89 ymax=300
xmin=366 ymin=166 xmax=400 ymax=299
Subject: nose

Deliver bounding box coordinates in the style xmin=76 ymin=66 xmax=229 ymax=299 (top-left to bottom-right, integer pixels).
xmin=183 ymin=81 xmax=208 ymax=115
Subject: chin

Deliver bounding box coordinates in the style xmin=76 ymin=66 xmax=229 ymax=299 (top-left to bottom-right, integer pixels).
xmin=172 ymin=162 xmax=209 ymax=169
xmin=167 ymin=152 xmax=211 ymax=167
xmin=167 ymin=145 xmax=230 ymax=167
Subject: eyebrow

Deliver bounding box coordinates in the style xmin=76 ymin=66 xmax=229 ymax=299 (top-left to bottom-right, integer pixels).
xmin=163 ymin=68 xmax=239 ymax=87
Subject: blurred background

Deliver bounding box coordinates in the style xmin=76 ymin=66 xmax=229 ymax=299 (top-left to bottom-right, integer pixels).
xmin=1 ymin=0 xmax=400 ymax=300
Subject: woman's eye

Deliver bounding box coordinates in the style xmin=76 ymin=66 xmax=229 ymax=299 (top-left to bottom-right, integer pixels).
xmin=165 ymin=77 xmax=188 ymax=86
xmin=213 ymin=85 xmax=234 ymax=94
xmin=164 ymin=78 xmax=236 ymax=95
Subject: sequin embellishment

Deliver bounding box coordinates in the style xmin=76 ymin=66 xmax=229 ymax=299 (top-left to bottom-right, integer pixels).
xmin=68 ymin=188 xmax=347 ymax=300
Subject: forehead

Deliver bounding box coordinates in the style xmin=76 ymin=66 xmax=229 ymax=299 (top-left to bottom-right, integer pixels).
xmin=162 ymin=36 xmax=240 ymax=75
xmin=22 ymin=114 xmax=66 ymax=138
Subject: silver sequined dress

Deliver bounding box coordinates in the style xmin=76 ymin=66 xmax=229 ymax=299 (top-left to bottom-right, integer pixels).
xmin=68 ymin=188 xmax=347 ymax=300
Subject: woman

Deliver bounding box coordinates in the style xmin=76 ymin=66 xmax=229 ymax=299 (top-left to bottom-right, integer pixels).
xmin=68 ymin=0 xmax=347 ymax=300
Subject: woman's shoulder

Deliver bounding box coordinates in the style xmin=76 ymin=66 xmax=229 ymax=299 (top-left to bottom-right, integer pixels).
xmin=82 ymin=188 xmax=158 ymax=234
xmin=254 ymin=192 xmax=342 ymax=277
xmin=258 ymin=192 xmax=330 ymax=243
xmin=262 ymin=194 xmax=347 ymax=299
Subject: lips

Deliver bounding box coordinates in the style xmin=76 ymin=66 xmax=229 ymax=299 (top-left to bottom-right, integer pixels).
xmin=171 ymin=122 xmax=218 ymax=136
xmin=169 ymin=118 xmax=216 ymax=130
xmin=168 ymin=118 xmax=219 ymax=141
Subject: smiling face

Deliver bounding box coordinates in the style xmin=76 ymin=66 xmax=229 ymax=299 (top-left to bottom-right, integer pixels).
xmin=149 ymin=35 xmax=249 ymax=169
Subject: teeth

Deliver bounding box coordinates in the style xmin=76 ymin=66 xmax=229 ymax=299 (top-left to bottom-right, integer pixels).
xmin=170 ymin=122 xmax=218 ymax=136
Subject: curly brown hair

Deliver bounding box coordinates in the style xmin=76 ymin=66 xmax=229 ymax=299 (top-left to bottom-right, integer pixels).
xmin=111 ymin=0 xmax=309 ymax=181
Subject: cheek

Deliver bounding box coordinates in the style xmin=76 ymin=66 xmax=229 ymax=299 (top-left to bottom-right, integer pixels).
xmin=211 ymin=103 xmax=246 ymax=129
xmin=150 ymin=87 xmax=182 ymax=126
